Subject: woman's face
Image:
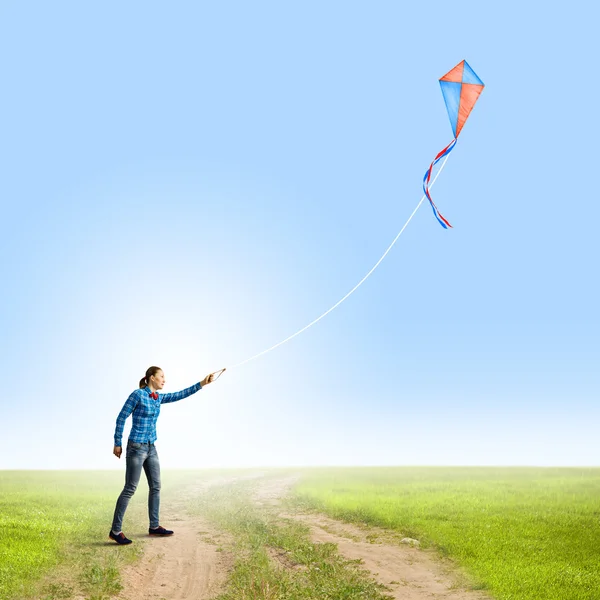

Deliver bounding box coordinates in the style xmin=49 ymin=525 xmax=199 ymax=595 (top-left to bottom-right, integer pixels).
xmin=150 ymin=370 xmax=166 ymax=390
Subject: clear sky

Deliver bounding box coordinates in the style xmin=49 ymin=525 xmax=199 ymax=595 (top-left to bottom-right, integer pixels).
xmin=1 ymin=1 xmax=598 ymax=469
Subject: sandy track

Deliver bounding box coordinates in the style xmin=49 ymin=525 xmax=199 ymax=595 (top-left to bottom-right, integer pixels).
xmin=116 ymin=482 xmax=233 ymax=600
xmin=116 ymin=474 xmax=491 ymax=600
xmin=258 ymin=475 xmax=492 ymax=600
xmin=292 ymin=512 xmax=491 ymax=600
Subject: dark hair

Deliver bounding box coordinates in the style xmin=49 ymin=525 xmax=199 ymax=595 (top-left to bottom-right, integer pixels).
xmin=139 ymin=366 xmax=162 ymax=389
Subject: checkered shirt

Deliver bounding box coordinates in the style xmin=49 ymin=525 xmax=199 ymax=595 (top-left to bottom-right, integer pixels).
xmin=114 ymin=382 xmax=202 ymax=446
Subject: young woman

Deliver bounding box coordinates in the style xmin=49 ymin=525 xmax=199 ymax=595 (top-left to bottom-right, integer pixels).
xmin=109 ymin=365 xmax=221 ymax=544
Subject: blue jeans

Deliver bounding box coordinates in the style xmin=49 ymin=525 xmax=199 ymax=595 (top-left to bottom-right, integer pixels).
xmin=111 ymin=441 xmax=161 ymax=533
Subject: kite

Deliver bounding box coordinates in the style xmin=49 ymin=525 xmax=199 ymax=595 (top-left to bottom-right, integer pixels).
xmin=423 ymin=60 xmax=485 ymax=228
xmin=223 ymin=61 xmax=485 ymax=371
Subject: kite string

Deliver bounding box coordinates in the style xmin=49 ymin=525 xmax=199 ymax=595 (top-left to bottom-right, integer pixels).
xmin=228 ymin=154 xmax=452 ymax=369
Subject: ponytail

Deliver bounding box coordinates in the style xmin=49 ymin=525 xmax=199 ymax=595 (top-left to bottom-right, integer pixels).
xmin=139 ymin=366 xmax=162 ymax=389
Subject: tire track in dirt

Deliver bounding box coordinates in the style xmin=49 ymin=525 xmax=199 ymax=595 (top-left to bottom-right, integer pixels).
xmin=116 ymin=478 xmax=240 ymax=600
xmin=115 ymin=473 xmax=493 ymax=600
xmin=256 ymin=475 xmax=492 ymax=600
xmin=117 ymin=518 xmax=229 ymax=600
xmin=292 ymin=512 xmax=491 ymax=600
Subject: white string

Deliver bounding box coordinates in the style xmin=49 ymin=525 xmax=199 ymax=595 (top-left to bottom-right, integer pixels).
xmin=227 ymin=155 xmax=452 ymax=369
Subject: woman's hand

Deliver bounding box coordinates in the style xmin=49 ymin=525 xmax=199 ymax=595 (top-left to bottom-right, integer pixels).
xmin=113 ymin=446 xmax=122 ymax=459
xmin=201 ymin=369 xmax=226 ymax=387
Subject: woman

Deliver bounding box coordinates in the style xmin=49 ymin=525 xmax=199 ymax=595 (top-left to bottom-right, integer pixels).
xmin=109 ymin=365 xmax=221 ymax=545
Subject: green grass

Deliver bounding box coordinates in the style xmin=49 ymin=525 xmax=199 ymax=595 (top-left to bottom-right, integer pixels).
xmin=5 ymin=467 xmax=600 ymax=600
xmin=188 ymin=477 xmax=393 ymax=600
xmin=0 ymin=470 xmax=146 ymax=600
xmin=291 ymin=467 xmax=600 ymax=600
xmin=0 ymin=468 xmax=265 ymax=600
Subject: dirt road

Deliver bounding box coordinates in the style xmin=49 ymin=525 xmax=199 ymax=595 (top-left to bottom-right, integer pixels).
xmin=257 ymin=476 xmax=491 ymax=600
xmin=117 ymin=474 xmax=490 ymax=600
xmin=116 ymin=479 xmax=235 ymax=600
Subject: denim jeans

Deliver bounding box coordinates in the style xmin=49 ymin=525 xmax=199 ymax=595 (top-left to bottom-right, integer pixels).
xmin=111 ymin=441 xmax=161 ymax=533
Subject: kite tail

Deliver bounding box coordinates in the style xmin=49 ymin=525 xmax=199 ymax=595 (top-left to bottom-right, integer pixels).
xmin=423 ymin=138 xmax=457 ymax=228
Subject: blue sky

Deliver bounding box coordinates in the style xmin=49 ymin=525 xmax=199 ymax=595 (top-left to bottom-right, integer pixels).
xmin=1 ymin=1 xmax=598 ymax=469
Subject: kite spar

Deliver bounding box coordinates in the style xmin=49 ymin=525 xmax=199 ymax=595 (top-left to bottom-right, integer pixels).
xmin=219 ymin=60 xmax=484 ymax=372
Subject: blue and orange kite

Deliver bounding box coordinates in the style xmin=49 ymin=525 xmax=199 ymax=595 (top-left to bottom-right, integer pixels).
xmin=423 ymin=60 xmax=484 ymax=228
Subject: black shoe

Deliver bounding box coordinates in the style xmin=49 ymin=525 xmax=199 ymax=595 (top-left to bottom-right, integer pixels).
xmin=149 ymin=525 xmax=174 ymax=536
xmin=109 ymin=530 xmax=132 ymax=545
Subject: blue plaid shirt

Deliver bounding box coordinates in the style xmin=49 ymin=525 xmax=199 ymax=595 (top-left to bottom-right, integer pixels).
xmin=114 ymin=383 xmax=202 ymax=446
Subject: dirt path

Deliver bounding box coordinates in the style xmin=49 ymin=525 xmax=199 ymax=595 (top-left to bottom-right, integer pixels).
xmin=116 ymin=473 xmax=491 ymax=600
xmin=291 ymin=512 xmax=490 ymax=600
xmin=116 ymin=479 xmax=235 ymax=600
xmin=258 ymin=476 xmax=492 ymax=600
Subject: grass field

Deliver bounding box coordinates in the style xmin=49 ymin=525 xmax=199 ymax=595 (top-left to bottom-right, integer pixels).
xmin=292 ymin=467 xmax=600 ymax=600
xmin=0 ymin=469 xmax=263 ymax=600
xmin=2 ymin=467 xmax=599 ymax=600
xmin=0 ymin=470 xmax=146 ymax=600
